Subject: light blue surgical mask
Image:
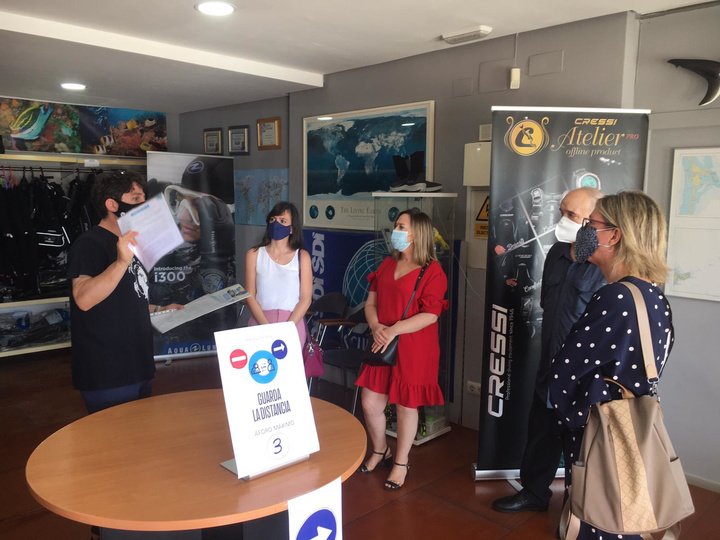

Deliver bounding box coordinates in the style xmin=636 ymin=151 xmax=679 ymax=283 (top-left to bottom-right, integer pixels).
xmin=391 ymin=230 xmax=412 ymax=252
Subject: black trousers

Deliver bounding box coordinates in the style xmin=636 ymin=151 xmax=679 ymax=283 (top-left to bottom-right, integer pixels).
xmin=518 ymin=393 xmax=564 ymax=506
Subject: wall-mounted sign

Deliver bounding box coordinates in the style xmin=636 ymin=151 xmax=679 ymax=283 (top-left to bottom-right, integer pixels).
xmin=475 ymin=196 xmax=489 ymax=239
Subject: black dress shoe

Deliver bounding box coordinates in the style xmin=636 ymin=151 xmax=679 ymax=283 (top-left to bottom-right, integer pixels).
xmin=492 ymin=491 xmax=549 ymax=513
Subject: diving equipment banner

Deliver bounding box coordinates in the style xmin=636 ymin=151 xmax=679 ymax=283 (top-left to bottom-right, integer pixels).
xmin=147 ymin=151 xmax=236 ymax=358
xmin=476 ymin=107 xmax=648 ymax=474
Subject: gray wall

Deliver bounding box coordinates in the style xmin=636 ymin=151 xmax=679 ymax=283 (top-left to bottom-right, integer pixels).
xmin=635 ymin=3 xmax=720 ymax=492
xmin=179 ymin=96 xmax=292 ymax=279
xmin=177 ymin=6 xmax=720 ymax=487
xmin=288 ymin=11 xmax=635 ymax=428
xmin=288 ymin=12 xmax=635 ymax=232
xmin=165 ymin=113 xmax=181 ymax=152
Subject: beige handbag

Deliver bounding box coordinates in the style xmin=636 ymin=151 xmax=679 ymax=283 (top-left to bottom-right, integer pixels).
xmin=560 ymin=282 xmax=694 ymax=540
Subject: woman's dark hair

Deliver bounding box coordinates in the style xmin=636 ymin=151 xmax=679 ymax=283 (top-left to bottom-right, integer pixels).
xmin=253 ymin=201 xmax=303 ymax=251
xmin=91 ymin=170 xmax=146 ymax=219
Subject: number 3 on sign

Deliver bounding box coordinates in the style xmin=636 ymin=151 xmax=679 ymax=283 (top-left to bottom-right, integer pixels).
xmin=268 ymin=433 xmax=289 ymax=459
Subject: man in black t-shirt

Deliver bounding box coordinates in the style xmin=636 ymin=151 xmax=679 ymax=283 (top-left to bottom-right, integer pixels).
xmin=67 ymin=171 xmax=181 ymax=414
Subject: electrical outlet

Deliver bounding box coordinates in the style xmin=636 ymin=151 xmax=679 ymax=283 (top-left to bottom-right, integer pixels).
xmin=466 ymin=380 xmax=482 ymax=396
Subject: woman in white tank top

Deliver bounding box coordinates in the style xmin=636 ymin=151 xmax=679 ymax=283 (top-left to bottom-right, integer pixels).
xmin=244 ymin=202 xmax=312 ymax=344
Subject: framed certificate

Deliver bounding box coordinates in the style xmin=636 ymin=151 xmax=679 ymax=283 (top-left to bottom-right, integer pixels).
xmin=257 ymin=117 xmax=281 ymax=150
xmin=203 ymin=127 xmax=222 ymax=155
xmin=228 ymin=125 xmax=250 ymax=155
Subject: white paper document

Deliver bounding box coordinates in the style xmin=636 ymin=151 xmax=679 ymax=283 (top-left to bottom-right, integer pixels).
xmin=151 ymin=283 xmax=250 ymax=333
xmin=117 ymin=193 xmax=184 ymax=271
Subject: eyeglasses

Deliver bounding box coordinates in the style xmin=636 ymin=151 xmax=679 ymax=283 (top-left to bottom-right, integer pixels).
xmin=582 ymin=217 xmax=616 ymax=230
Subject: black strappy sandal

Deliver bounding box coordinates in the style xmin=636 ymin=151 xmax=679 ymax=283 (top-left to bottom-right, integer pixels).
xmin=358 ymin=447 xmax=392 ymax=474
xmin=383 ymin=462 xmax=410 ymax=491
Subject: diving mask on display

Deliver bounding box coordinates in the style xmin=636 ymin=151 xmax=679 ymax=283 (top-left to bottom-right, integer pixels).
xmin=164 ymin=185 xmax=203 ymax=226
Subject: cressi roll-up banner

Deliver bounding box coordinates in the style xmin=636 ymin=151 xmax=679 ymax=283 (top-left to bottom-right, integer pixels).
xmin=146 ymin=151 xmax=236 ymax=359
xmin=475 ymin=107 xmax=649 ymax=477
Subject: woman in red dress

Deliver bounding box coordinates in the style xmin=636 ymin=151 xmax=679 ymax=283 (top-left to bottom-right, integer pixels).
xmin=355 ymin=209 xmax=448 ymax=491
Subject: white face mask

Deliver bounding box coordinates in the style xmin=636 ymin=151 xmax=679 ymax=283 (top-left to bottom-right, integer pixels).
xmin=554 ymin=216 xmax=582 ymax=243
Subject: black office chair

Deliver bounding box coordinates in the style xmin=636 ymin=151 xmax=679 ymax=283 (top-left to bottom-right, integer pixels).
xmin=306 ymin=291 xmax=349 ymax=348
xmin=320 ymin=302 xmax=368 ymax=415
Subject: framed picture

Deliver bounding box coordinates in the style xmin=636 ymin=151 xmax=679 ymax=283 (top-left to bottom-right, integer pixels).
xmin=303 ymin=100 xmax=435 ymax=230
xmin=228 ymin=125 xmax=250 ymax=155
xmin=203 ymin=128 xmax=222 ymax=155
xmin=257 ymin=117 xmax=281 ymax=150
xmin=665 ymin=147 xmax=720 ymax=302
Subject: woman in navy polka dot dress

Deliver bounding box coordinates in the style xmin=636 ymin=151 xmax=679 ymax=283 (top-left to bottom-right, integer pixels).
xmin=549 ymin=191 xmax=674 ymax=540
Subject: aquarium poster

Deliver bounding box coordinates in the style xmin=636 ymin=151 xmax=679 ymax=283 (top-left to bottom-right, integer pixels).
xmin=234 ymin=168 xmax=289 ymax=226
xmin=0 ymin=97 xmax=167 ymax=156
xmin=303 ymin=101 xmax=435 ymax=231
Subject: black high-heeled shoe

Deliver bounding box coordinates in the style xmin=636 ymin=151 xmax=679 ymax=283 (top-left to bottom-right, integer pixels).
xmin=357 ymin=447 xmax=392 ymax=474
xmin=383 ymin=462 xmax=410 ymax=491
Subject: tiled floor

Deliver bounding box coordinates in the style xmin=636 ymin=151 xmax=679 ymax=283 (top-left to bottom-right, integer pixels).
xmin=1 ymin=351 xmax=717 ymax=539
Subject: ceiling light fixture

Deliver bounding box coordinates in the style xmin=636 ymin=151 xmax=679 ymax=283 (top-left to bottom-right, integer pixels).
xmin=61 ymin=82 xmax=86 ymax=90
xmin=195 ymin=2 xmax=236 ymax=16
xmin=442 ymin=25 xmax=493 ymax=45
xmin=317 ymin=116 xmax=333 ymax=121
xmin=401 ymin=123 xmax=415 ymax=127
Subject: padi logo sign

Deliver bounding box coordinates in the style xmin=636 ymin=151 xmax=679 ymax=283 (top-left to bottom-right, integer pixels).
xmin=186 ymin=160 xmax=205 ymax=174
xmin=503 ymin=116 xmax=550 ymax=156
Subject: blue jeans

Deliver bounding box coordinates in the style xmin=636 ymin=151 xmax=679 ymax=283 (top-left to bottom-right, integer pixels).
xmin=81 ymin=380 xmax=153 ymax=414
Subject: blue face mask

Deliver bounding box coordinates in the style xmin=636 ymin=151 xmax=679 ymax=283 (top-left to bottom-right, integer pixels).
xmin=574 ymin=224 xmax=613 ymax=263
xmin=267 ymin=220 xmax=291 ymax=241
xmin=391 ymin=230 xmax=412 ymax=252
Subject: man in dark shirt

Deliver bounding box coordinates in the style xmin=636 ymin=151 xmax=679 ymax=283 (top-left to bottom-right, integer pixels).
xmin=492 ymin=187 xmax=605 ymax=513
xmin=68 ymin=171 xmax=180 ymax=414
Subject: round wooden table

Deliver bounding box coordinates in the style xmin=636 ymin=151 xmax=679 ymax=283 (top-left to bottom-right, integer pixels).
xmin=26 ymin=390 xmax=366 ymax=532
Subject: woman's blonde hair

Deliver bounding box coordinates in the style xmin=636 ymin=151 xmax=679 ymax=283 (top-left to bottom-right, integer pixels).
xmin=393 ymin=209 xmax=438 ymax=266
xmin=595 ymin=190 xmax=669 ymax=284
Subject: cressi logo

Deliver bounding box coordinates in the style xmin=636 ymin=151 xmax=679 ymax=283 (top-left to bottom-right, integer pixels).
xmin=186 ymin=160 xmax=205 ymax=174
xmin=503 ymin=116 xmax=550 ymax=156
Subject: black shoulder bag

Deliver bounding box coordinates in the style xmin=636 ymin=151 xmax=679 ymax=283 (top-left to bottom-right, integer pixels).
xmin=362 ymin=265 xmax=427 ymax=367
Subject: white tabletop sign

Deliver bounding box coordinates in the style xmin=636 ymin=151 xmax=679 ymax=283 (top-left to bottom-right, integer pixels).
xmin=214 ymin=321 xmax=319 ymax=479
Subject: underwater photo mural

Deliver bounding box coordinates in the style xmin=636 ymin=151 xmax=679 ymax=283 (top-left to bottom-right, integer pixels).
xmin=0 ymin=97 xmax=167 ymax=156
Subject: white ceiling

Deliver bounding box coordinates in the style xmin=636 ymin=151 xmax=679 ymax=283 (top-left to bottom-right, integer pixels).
xmin=0 ymin=0 xmax=703 ymax=114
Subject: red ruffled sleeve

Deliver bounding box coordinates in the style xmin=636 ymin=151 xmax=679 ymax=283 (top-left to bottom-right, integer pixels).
xmin=417 ymin=262 xmax=448 ymax=316
xmin=367 ymin=270 xmax=378 ymax=292
xmin=366 ymin=257 xmax=392 ymax=293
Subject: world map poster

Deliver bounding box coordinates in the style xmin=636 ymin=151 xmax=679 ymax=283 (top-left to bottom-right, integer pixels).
xmin=666 ymin=147 xmax=720 ymax=302
xmin=234 ymin=168 xmax=289 ymax=225
xmin=303 ymin=101 xmax=435 ymax=230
